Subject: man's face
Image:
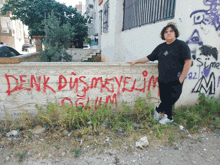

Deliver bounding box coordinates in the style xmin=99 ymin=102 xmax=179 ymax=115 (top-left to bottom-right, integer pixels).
xmin=164 ymin=27 xmax=176 ymax=41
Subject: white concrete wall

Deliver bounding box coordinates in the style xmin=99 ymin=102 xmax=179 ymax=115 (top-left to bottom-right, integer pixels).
xmin=0 ymin=62 xmax=160 ymax=120
xmin=99 ymin=0 xmax=220 ymax=62
xmin=0 ymin=61 xmax=219 ymax=121
xmin=98 ymin=0 xmax=220 ymax=108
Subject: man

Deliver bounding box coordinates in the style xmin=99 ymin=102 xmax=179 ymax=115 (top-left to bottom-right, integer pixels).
xmin=127 ymin=23 xmax=191 ymax=124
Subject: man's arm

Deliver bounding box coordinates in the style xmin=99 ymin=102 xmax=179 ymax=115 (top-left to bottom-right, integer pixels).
xmin=127 ymin=57 xmax=150 ymax=66
xmin=179 ymin=59 xmax=192 ymax=83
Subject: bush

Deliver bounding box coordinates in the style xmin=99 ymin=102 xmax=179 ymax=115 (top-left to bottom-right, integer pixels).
xmin=173 ymin=93 xmax=220 ymax=131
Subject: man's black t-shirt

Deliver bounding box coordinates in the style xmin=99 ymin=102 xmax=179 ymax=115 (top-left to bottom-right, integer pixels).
xmin=147 ymin=39 xmax=191 ymax=83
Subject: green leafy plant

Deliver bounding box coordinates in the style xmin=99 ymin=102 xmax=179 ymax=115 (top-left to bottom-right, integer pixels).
xmin=72 ymin=148 xmax=83 ymax=158
xmin=55 ymin=145 xmax=60 ymax=149
xmin=173 ymin=93 xmax=220 ymax=131
xmin=11 ymin=92 xmax=219 ymax=150
xmin=38 ymin=11 xmax=73 ymax=62
xmin=28 ymin=133 xmax=32 ymax=139
xmin=17 ymin=152 xmax=25 ymax=162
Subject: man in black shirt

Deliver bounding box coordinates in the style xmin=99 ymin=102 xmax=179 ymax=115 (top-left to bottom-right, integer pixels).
xmin=127 ymin=23 xmax=191 ymax=124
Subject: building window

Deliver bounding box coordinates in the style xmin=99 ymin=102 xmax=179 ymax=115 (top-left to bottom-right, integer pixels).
xmin=123 ymin=0 xmax=176 ymax=31
xmin=103 ymin=0 xmax=109 ymax=33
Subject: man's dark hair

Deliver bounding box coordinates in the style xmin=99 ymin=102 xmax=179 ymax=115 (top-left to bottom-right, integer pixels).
xmin=0 ymin=42 xmax=3 ymax=44
xmin=160 ymin=23 xmax=179 ymax=40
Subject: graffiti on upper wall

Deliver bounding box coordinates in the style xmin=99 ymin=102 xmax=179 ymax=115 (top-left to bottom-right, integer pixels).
xmin=191 ymin=72 xmax=215 ymax=95
xmin=199 ymin=45 xmax=218 ymax=60
xmin=186 ymin=30 xmax=219 ymax=68
xmin=190 ymin=0 xmax=220 ymax=31
xmin=218 ymin=76 xmax=220 ymax=87
xmin=186 ymin=27 xmax=220 ymax=95
xmin=186 ymin=29 xmax=203 ymax=46
xmin=4 ymin=71 xmax=159 ymax=108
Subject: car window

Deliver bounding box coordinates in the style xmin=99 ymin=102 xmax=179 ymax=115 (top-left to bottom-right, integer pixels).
xmin=0 ymin=47 xmax=13 ymax=57
xmin=23 ymin=44 xmax=32 ymax=46
xmin=7 ymin=47 xmax=20 ymax=56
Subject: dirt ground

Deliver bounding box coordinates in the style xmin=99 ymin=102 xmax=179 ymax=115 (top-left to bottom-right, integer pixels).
xmin=0 ymin=128 xmax=219 ymax=165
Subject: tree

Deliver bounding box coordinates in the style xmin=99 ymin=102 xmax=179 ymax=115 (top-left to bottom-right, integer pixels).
xmin=39 ymin=12 xmax=72 ymax=62
xmin=1 ymin=0 xmax=88 ymax=47
xmin=84 ymin=37 xmax=92 ymax=45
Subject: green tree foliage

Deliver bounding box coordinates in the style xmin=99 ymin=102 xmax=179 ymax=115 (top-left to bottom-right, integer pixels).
xmin=84 ymin=37 xmax=92 ymax=45
xmin=39 ymin=12 xmax=72 ymax=62
xmin=1 ymin=0 xmax=88 ymax=47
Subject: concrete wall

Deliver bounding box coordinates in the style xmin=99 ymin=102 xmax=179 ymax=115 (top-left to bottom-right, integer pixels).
xmin=0 ymin=62 xmax=160 ymax=120
xmin=1 ymin=62 xmax=216 ymax=121
xmin=97 ymin=0 xmax=220 ymax=108
xmin=99 ymin=0 xmax=220 ymax=62
xmin=4 ymin=49 xmax=101 ymax=62
xmin=13 ymin=52 xmax=40 ymax=62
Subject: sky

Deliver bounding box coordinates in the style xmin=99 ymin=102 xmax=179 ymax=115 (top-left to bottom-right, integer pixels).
xmin=56 ymin=0 xmax=86 ymax=7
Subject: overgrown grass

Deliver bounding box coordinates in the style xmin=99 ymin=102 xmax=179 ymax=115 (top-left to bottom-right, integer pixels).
xmin=173 ymin=93 xmax=220 ymax=132
xmin=34 ymin=97 xmax=157 ymax=135
xmin=1 ymin=93 xmax=220 ymax=162
xmin=11 ymin=93 xmax=213 ymax=137
xmin=2 ymin=93 xmax=220 ymax=148
xmin=6 ymin=93 xmax=216 ymax=136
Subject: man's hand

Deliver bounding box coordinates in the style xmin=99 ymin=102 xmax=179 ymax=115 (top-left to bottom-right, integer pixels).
xmin=179 ymin=59 xmax=192 ymax=84
xmin=179 ymin=77 xmax=184 ymax=84
xmin=126 ymin=61 xmax=137 ymax=66
xmin=127 ymin=57 xmax=150 ymax=66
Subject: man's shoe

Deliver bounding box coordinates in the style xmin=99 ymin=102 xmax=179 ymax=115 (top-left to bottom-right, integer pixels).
xmin=153 ymin=106 xmax=163 ymax=121
xmin=159 ymin=114 xmax=173 ymax=124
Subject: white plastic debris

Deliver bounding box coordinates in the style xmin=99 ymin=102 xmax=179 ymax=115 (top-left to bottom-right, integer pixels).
xmin=104 ymin=137 xmax=112 ymax=142
xmin=179 ymin=125 xmax=184 ymax=130
xmin=148 ymin=131 xmax=153 ymax=134
xmin=87 ymin=121 xmax=92 ymax=125
xmin=80 ymin=139 xmax=83 ymax=146
xmin=6 ymin=130 xmax=19 ymax=137
xmin=135 ymin=136 xmax=149 ymax=149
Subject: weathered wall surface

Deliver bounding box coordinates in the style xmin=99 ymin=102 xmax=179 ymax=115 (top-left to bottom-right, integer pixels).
xmin=0 ymin=62 xmax=160 ymax=120
xmin=99 ymin=0 xmax=220 ymax=62
xmin=98 ymin=0 xmax=220 ymax=109
xmin=13 ymin=52 xmax=40 ymax=62
xmin=9 ymin=49 xmax=101 ymax=62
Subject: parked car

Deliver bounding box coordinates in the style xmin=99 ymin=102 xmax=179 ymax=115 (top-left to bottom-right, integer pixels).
xmin=83 ymin=44 xmax=91 ymax=49
xmin=22 ymin=43 xmax=33 ymax=51
xmin=0 ymin=45 xmax=21 ymax=57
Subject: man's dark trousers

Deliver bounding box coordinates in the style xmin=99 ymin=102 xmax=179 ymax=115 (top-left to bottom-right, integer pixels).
xmin=156 ymin=80 xmax=183 ymax=119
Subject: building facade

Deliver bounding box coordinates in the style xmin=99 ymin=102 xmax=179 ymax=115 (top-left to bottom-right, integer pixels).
xmin=97 ymin=0 xmax=220 ymax=110
xmin=86 ymin=0 xmax=99 ymax=49
xmin=98 ymin=0 xmax=220 ymax=62
xmin=75 ymin=1 xmax=86 ymax=16
xmin=0 ymin=0 xmax=29 ymax=52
